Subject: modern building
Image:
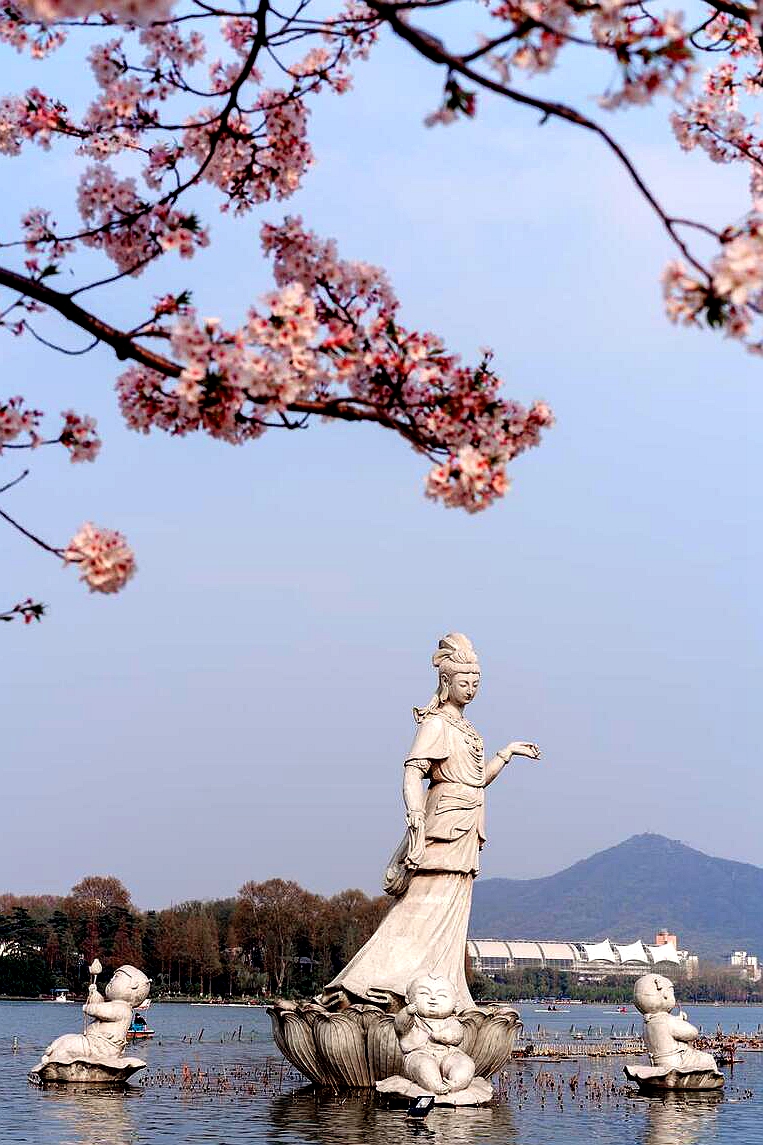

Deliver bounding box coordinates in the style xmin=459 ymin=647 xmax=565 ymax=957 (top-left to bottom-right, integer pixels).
xmin=468 ymin=930 xmax=697 ymax=980
xmin=726 ymin=951 xmax=761 ymax=982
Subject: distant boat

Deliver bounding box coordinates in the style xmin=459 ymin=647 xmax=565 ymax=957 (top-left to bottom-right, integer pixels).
xmin=52 ymin=988 xmax=70 ymax=1004
xmin=127 ymin=1012 xmax=155 ymax=1040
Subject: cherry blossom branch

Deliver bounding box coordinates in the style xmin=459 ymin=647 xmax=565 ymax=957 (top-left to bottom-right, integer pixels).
xmin=368 ymin=0 xmax=712 ymax=279
xmin=0 ymin=599 xmax=46 ymax=623
xmin=0 ymin=264 xmax=181 ymax=374
xmin=0 ymin=261 xmax=519 ymax=457
xmin=12 ymin=0 xmax=762 ymax=610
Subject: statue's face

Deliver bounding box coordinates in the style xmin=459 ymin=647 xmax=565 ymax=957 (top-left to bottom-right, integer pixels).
xmin=410 ymin=976 xmax=457 ymax=1019
xmin=447 ymin=672 xmax=480 ymax=706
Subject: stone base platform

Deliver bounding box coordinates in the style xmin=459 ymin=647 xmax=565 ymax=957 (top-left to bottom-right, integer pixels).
xmin=28 ymin=1056 xmax=147 ymax=1085
xmin=624 ymin=1064 xmax=724 ymax=1092
xmin=375 ymin=1075 xmax=494 ymax=1105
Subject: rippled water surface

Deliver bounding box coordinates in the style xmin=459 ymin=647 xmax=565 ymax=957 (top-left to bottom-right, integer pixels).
xmin=1 ymin=1002 xmax=761 ymax=1144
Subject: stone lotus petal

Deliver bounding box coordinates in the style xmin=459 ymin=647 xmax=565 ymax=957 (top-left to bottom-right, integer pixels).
xmin=469 ymin=1008 xmax=522 ymax=1078
xmin=314 ymin=1012 xmax=371 ymax=1087
xmin=366 ymin=1015 xmax=404 ymax=1082
xmin=279 ymin=1010 xmax=326 ymax=1085
xmin=459 ymin=1008 xmax=487 ymax=1057
xmin=268 ymin=1001 xmax=520 ymax=1090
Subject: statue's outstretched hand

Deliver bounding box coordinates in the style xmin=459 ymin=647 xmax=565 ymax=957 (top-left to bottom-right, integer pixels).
xmin=502 ymin=741 xmax=541 ymax=761
xmin=407 ymin=810 xmax=425 ymax=828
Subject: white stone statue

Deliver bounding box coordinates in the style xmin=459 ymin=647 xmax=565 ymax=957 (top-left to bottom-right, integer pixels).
xmin=29 ymin=964 xmax=150 ymax=1084
xmin=624 ymin=974 xmax=723 ymax=1091
xmin=321 ymin=632 xmax=540 ymax=1012
xmin=375 ymin=974 xmax=494 ymax=1105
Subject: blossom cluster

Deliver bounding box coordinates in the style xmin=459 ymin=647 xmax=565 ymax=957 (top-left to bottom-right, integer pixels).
xmin=0 ymin=395 xmax=42 ymax=451
xmin=64 ymin=522 xmax=136 ymax=594
xmin=77 ymin=165 xmax=209 ymax=273
xmin=0 ymin=87 xmax=73 ymax=155
xmin=473 ymin=0 xmax=693 ymax=112
xmin=661 ymin=16 xmax=763 ymax=349
xmin=116 ymin=218 xmax=553 ymax=511
xmin=662 ymin=226 xmax=763 ymax=351
xmin=0 ymin=398 xmax=101 ymax=460
xmin=0 ymin=598 xmax=46 ymax=624
xmin=0 ymin=3 xmax=66 ymax=56
xmin=182 ymin=93 xmax=313 ymax=213
xmin=59 ymin=410 xmax=101 ymax=462
xmin=1 ymin=4 xmax=370 ymax=286
xmin=16 ymin=0 xmax=173 ymax=23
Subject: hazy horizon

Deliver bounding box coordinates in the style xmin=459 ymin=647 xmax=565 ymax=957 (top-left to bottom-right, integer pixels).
xmin=4 ymin=832 xmax=762 ymax=914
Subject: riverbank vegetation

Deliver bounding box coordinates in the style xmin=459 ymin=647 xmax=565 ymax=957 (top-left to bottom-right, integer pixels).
xmin=471 ymin=967 xmax=763 ymax=1006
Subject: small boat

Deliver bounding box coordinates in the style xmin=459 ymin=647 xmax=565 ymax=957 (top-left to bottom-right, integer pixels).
xmin=52 ymin=988 xmax=71 ymax=1004
xmin=127 ymin=1012 xmax=155 ymax=1040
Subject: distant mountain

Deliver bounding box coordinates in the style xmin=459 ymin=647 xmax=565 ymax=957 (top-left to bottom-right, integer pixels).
xmin=470 ymin=834 xmax=763 ymax=958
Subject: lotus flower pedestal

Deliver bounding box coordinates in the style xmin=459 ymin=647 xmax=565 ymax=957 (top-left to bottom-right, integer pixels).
xmin=267 ymin=1000 xmax=521 ymax=1091
xmin=28 ymin=1057 xmax=147 ymax=1085
xmin=623 ymin=1064 xmax=724 ymax=1092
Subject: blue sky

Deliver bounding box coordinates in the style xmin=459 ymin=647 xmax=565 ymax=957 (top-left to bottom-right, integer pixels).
xmin=1 ymin=11 xmax=761 ymax=908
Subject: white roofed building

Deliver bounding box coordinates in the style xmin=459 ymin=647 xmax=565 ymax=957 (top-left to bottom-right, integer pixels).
xmin=468 ymin=930 xmax=698 ymax=980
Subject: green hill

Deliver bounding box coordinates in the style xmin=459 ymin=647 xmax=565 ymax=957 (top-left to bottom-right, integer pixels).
xmin=470 ymin=834 xmax=763 ymax=958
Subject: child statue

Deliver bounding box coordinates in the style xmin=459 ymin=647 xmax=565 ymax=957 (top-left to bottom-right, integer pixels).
xmin=29 ymin=964 xmax=151 ymax=1084
xmin=624 ymin=973 xmax=723 ymax=1091
xmin=375 ymin=973 xmax=493 ymax=1105
xmin=396 ymin=973 xmax=475 ymax=1094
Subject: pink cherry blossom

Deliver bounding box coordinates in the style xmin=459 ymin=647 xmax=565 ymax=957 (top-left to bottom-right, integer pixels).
xmin=64 ymin=523 xmax=136 ymax=594
xmin=0 ymin=395 xmax=43 ymax=450
xmin=182 ymin=92 xmax=313 ymax=213
xmin=115 ymin=218 xmax=552 ymax=511
xmin=59 ymin=410 xmax=101 ymax=463
xmin=15 ymin=0 xmax=174 ymax=23
xmin=76 ymin=164 xmax=209 ymax=273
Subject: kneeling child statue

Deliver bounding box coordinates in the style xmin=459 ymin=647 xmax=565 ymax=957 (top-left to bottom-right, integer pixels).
xmin=624 ymin=973 xmax=723 ymax=1092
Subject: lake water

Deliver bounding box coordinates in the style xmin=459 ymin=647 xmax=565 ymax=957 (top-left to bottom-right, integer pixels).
xmin=1 ymin=1001 xmax=761 ymax=1144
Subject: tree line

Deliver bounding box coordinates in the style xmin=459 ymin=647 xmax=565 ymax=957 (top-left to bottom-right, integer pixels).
xmin=0 ymin=874 xmax=388 ymax=999
xmin=3 ymin=874 xmax=760 ymax=1004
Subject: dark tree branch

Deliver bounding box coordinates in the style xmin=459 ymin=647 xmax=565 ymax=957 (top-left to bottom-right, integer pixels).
xmin=0 ymin=470 xmax=30 ymax=496
xmin=367 ymin=0 xmax=715 ymax=279
xmin=0 ymin=265 xmax=182 ymax=376
xmin=0 ymin=503 xmax=64 ymax=557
